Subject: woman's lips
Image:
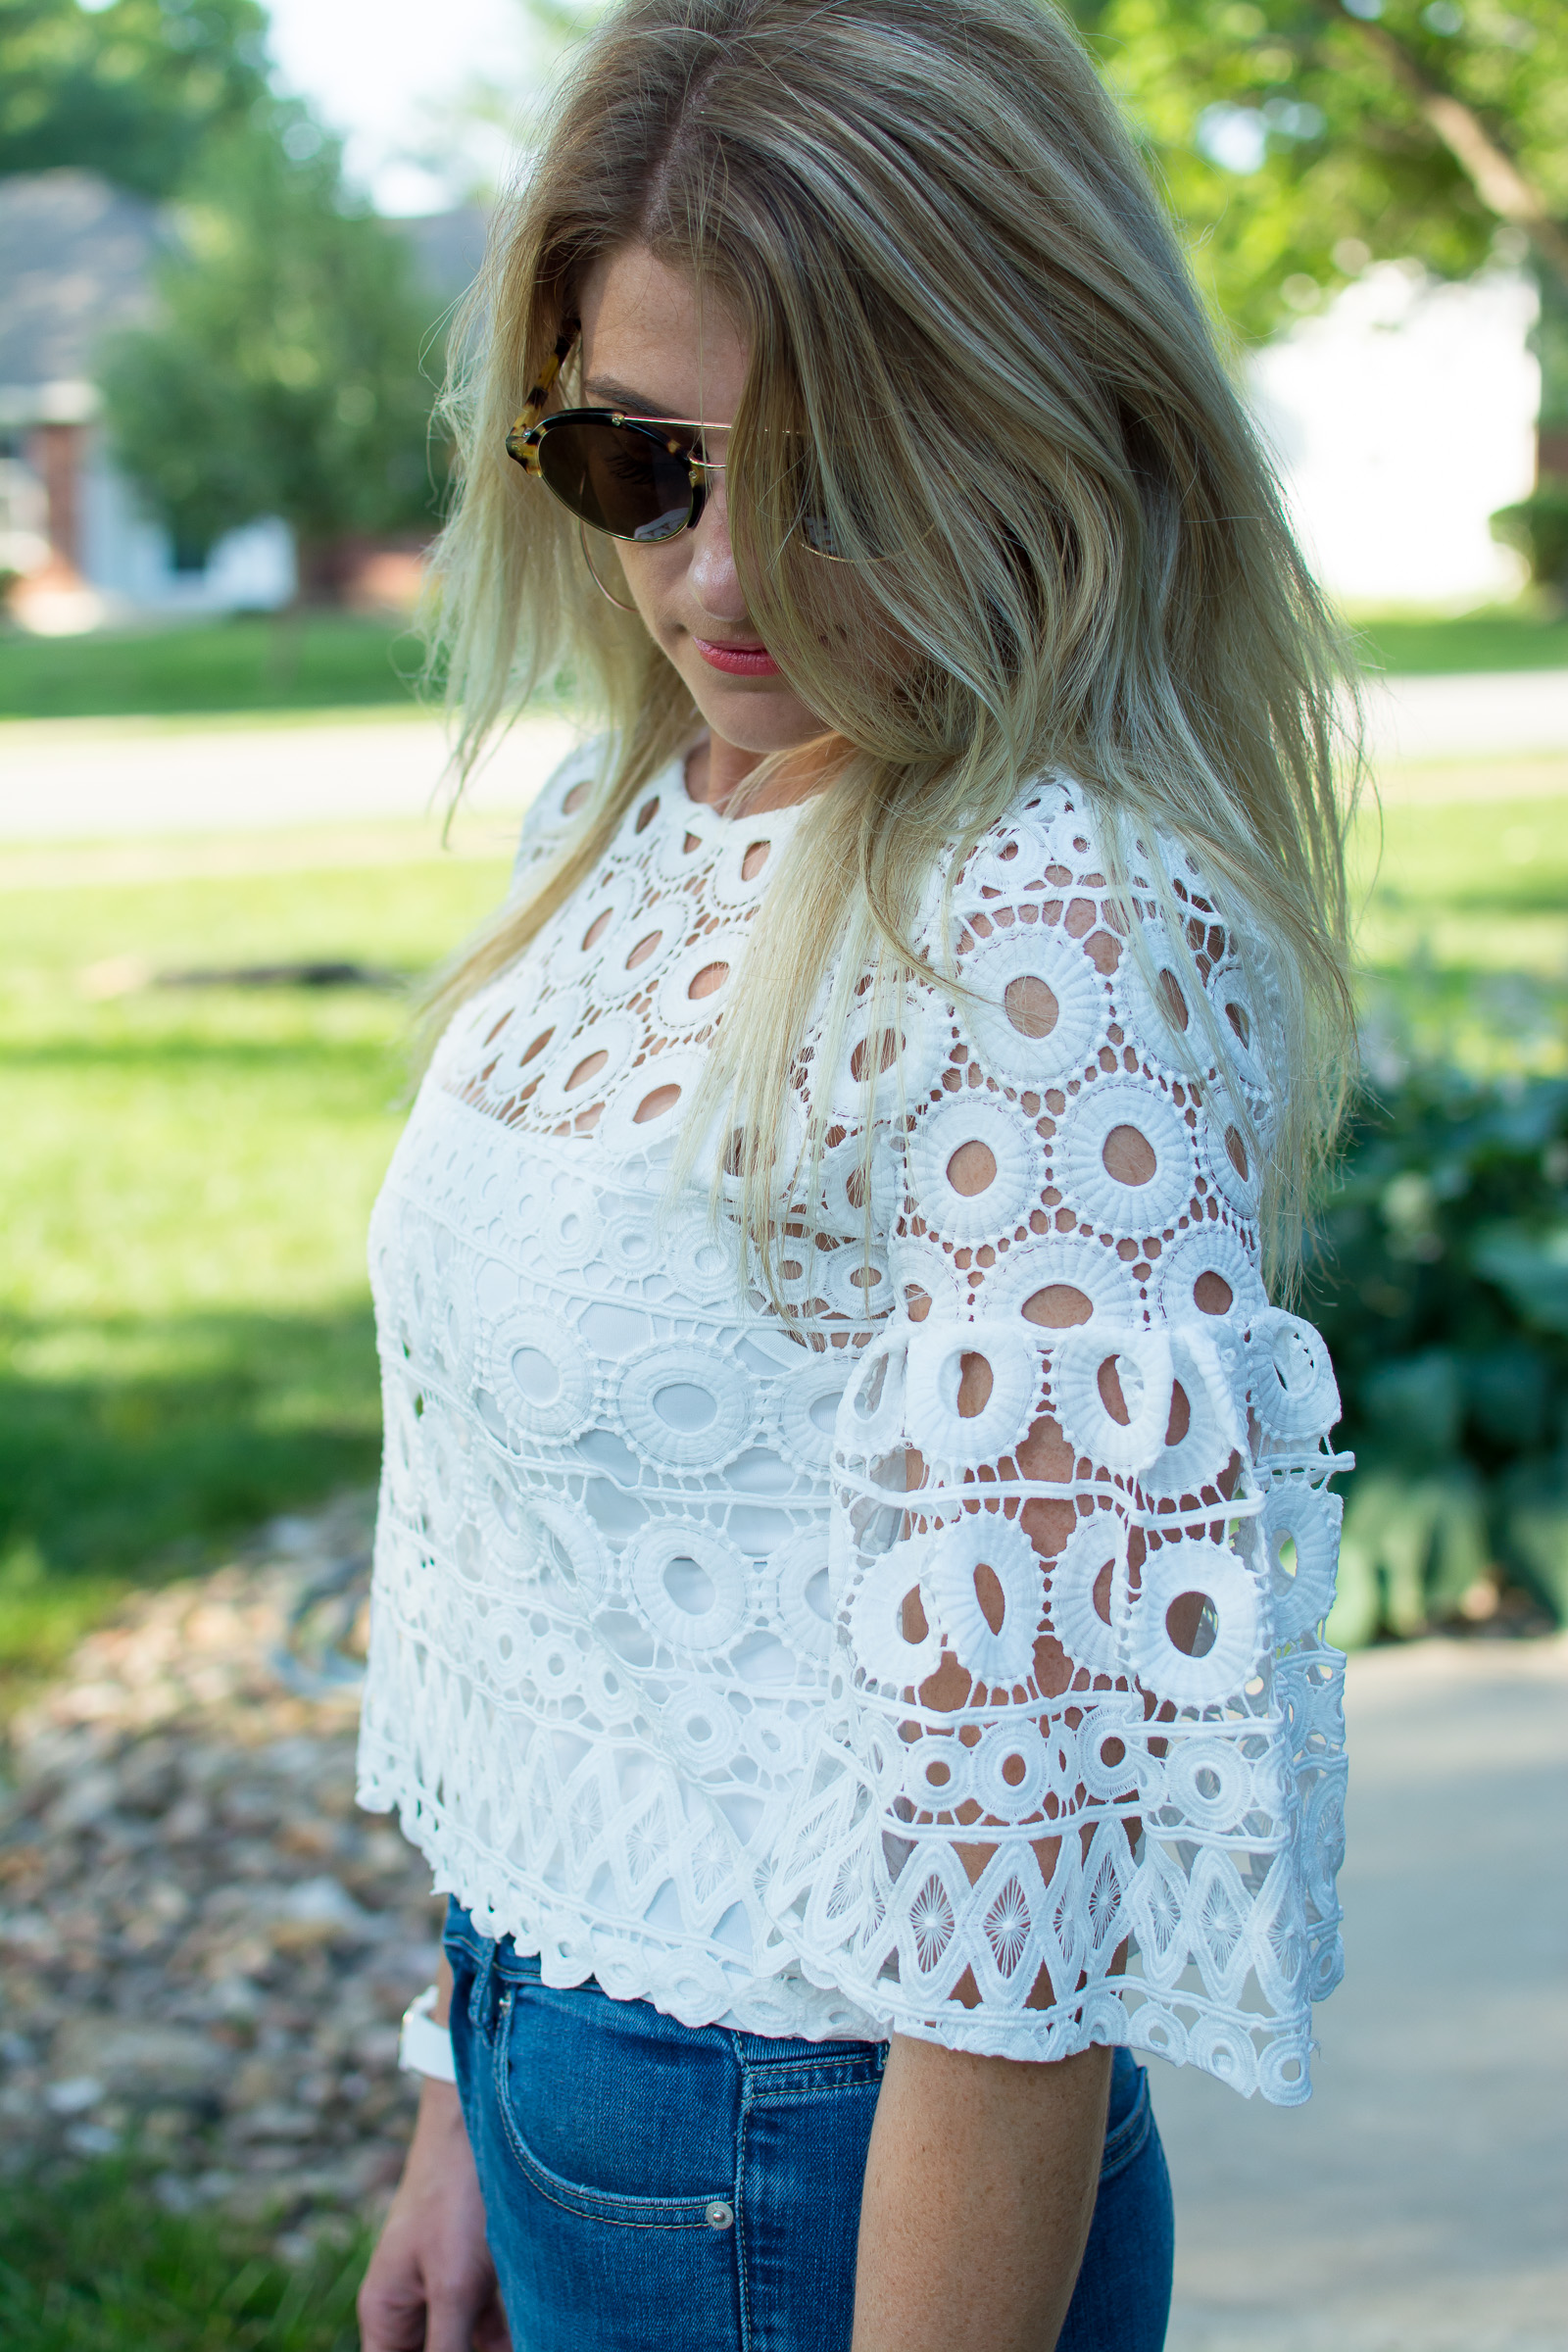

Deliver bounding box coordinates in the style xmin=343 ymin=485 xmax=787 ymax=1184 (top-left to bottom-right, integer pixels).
xmin=692 ymin=635 xmax=780 ymax=677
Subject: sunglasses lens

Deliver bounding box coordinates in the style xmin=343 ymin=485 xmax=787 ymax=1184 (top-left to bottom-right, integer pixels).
xmin=538 ymin=419 xmax=694 ymax=542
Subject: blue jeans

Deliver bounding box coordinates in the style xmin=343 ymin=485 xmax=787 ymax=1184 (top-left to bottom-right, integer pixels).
xmin=445 ymin=1901 xmax=1173 ymax=2352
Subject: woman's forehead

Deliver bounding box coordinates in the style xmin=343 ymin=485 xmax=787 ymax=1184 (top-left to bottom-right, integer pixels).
xmin=578 ymin=245 xmax=749 ymax=421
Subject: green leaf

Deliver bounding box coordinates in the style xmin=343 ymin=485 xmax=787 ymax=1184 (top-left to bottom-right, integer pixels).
xmin=1360 ymin=1348 xmax=1463 ymax=1461
xmin=1470 ymin=1224 xmax=1568 ymax=1334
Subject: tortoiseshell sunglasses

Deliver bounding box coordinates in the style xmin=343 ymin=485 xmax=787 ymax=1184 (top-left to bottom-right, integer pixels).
xmin=505 ymin=319 xmax=732 ymax=544
xmin=505 ymin=319 xmax=851 ymax=553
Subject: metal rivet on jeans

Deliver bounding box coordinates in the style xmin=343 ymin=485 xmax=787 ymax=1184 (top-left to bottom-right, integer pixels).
xmin=706 ymin=2200 xmax=735 ymax=2230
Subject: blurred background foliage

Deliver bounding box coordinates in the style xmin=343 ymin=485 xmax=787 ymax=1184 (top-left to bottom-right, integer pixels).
xmin=3 ymin=0 xmax=459 ymax=585
xmin=1304 ymin=1069 xmax=1568 ymax=1644
xmin=97 ymin=116 xmax=447 ymax=581
xmin=1069 ymin=0 xmax=1568 ymax=335
xmin=1321 ymin=791 xmax=1568 ymax=1642
xmin=0 ymin=0 xmax=271 ymax=194
xmin=1067 ymin=0 xmax=1568 ymax=585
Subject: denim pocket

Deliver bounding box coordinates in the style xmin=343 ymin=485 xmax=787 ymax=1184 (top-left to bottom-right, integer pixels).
xmin=490 ymin=1982 xmax=737 ymax=2231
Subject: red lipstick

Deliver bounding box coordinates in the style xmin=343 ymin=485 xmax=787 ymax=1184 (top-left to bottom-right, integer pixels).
xmin=693 ymin=636 xmax=780 ymax=677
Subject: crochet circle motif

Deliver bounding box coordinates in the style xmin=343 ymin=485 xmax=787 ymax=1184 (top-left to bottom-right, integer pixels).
xmin=1262 ymin=1483 xmax=1343 ymax=1641
xmin=1044 ymin=1515 xmax=1125 ymax=1680
xmin=616 ymin=1342 xmax=755 ymax=1473
xmin=962 ymin=929 xmax=1107 ymax=1089
xmin=1129 ymin=1539 xmax=1262 ymax=1708
xmin=927 ymin=1511 xmax=1042 ymax=1688
xmin=629 ymin=1524 xmax=751 ymax=1654
xmin=905 ymin=1093 xmax=1046 ymax=1246
xmin=904 ymin=1322 xmax=1041 ymax=1468
xmin=1057 ymin=1078 xmax=1194 ymax=1236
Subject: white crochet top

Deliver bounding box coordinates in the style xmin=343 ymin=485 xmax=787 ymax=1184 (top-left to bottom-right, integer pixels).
xmin=358 ymin=742 xmax=1348 ymax=2102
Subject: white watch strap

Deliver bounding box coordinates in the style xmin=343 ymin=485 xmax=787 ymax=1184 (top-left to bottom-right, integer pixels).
xmin=399 ymin=1984 xmax=458 ymax=2083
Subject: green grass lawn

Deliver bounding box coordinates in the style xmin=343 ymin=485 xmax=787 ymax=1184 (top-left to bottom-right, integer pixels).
xmin=0 ymin=2160 xmax=367 ymax=2352
xmin=0 ymin=612 xmax=424 ymax=721
xmin=0 ymin=601 xmax=1562 ymax=728
xmin=0 ymin=825 xmax=511 ymax=1696
xmin=1353 ymin=782 xmax=1568 ymax=1077
xmin=1351 ymin=607 xmax=1568 ymax=676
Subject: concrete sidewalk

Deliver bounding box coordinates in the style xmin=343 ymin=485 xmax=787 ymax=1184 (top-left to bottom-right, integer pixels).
xmin=1361 ymin=668 xmax=1568 ymax=763
xmin=0 ymin=708 xmax=578 ymax=840
xmin=1 ymin=670 xmax=1566 ymax=842
xmin=1156 ymin=1635 xmax=1568 ymax=2352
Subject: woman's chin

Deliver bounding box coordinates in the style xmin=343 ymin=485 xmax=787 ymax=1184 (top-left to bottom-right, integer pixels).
xmin=683 ymin=665 xmax=823 ymax=758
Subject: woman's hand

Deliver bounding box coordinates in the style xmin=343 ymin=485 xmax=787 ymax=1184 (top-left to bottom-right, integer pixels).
xmin=358 ymin=2079 xmax=512 ymax=2352
xmin=851 ymin=2034 xmax=1113 ymax=2352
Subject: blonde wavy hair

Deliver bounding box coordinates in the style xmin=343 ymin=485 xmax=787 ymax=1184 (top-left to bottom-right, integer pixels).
xmin=422 ymin=0 xmax=1360 ymax=1294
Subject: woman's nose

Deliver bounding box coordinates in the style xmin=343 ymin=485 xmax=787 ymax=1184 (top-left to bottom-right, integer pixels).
xmin=687 ymin=474 xmax=751 ymax=625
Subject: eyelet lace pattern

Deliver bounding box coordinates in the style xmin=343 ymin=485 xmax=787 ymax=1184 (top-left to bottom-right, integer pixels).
xmin=358 ymin=747 xmax=1349 ymax=2099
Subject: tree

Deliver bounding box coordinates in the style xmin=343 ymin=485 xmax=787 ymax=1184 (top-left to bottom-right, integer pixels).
xmin=1067 ymin=0 xmax=1567 ymax=337
xmin=454 ymin=3 xmax=1567 ymax=336
xmin=1066 ymin=0 xmax=1568 ymax=583
xmin=97 ymin=119 xmax=444 ymax=587
xmin=0 ymin=0 xmax=270 ymax=196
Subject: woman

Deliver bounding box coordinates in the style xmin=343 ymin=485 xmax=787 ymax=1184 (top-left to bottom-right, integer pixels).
xmin=358 ymin=4 xmax=1356 ymax=2347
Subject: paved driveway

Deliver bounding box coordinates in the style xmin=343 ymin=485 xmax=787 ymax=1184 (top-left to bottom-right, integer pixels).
xmin=1361 ymin=668 xmax=1568 ymax=762
xmin=1158 ymin=1635 xmax=1568 ymax=2352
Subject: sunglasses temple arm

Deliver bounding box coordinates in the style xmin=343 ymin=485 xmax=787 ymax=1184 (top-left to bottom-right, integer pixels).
xmin=506 ymin=318 xmax=581 ymax=472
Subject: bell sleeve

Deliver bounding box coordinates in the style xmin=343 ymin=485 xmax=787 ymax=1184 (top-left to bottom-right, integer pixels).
xmin=767 ymin=785 xmax=1350 ymax=2102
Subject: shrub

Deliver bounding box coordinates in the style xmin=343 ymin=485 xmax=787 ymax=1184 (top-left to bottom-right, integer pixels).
xmin=1491 ymin=476 xmax=1568 ymax=596
xmin=1300 ymin=1069 xmax=1568 ymax=1643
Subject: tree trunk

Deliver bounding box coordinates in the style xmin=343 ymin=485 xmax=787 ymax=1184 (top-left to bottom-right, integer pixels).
xmin=1317 ymin=0 xmax=1568 ymax=303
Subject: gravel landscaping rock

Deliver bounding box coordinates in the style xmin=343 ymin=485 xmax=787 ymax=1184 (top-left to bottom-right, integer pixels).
xmin=0 ymin=1494 xmax=436 ymax=2245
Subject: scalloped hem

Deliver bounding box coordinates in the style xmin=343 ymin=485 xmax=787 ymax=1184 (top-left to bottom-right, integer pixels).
xmin=771 ymin=1940 xmax=1319 ymax=2104
xmin=357 ymin=1765 xmax=891 ymax=2045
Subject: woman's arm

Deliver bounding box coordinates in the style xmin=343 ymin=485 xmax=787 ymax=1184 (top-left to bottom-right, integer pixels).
xmin=853 ymin=2037 xmax=1112 ymax=2352
xmin=358 ymin=1954 xmax=513 ymax=2352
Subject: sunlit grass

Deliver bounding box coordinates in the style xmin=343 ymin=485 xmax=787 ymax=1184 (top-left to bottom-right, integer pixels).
xmin=0 ymin=2158 xmax=368 ymax=2352
xmin=1351 ymin=606 xmax=1568 ymax=676
xmin=0 ymin=831 xmax=511 ymax=1694
xmin=0 ymin=612 xmax=420 ymax=721
xmin=0 ymin=602 xmax=1559 ymax=732
xmin=1353 ymin=777 xmax=1568 ymax=1080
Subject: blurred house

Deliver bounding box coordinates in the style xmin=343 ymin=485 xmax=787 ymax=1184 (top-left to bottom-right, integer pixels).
xmin=1250 ymin=265 xmax=1540 ymax=611
xmin=0 ymin=171 xmax=295 ymax=632
xmin=0 ymin=171 xmax=488 ymax=635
